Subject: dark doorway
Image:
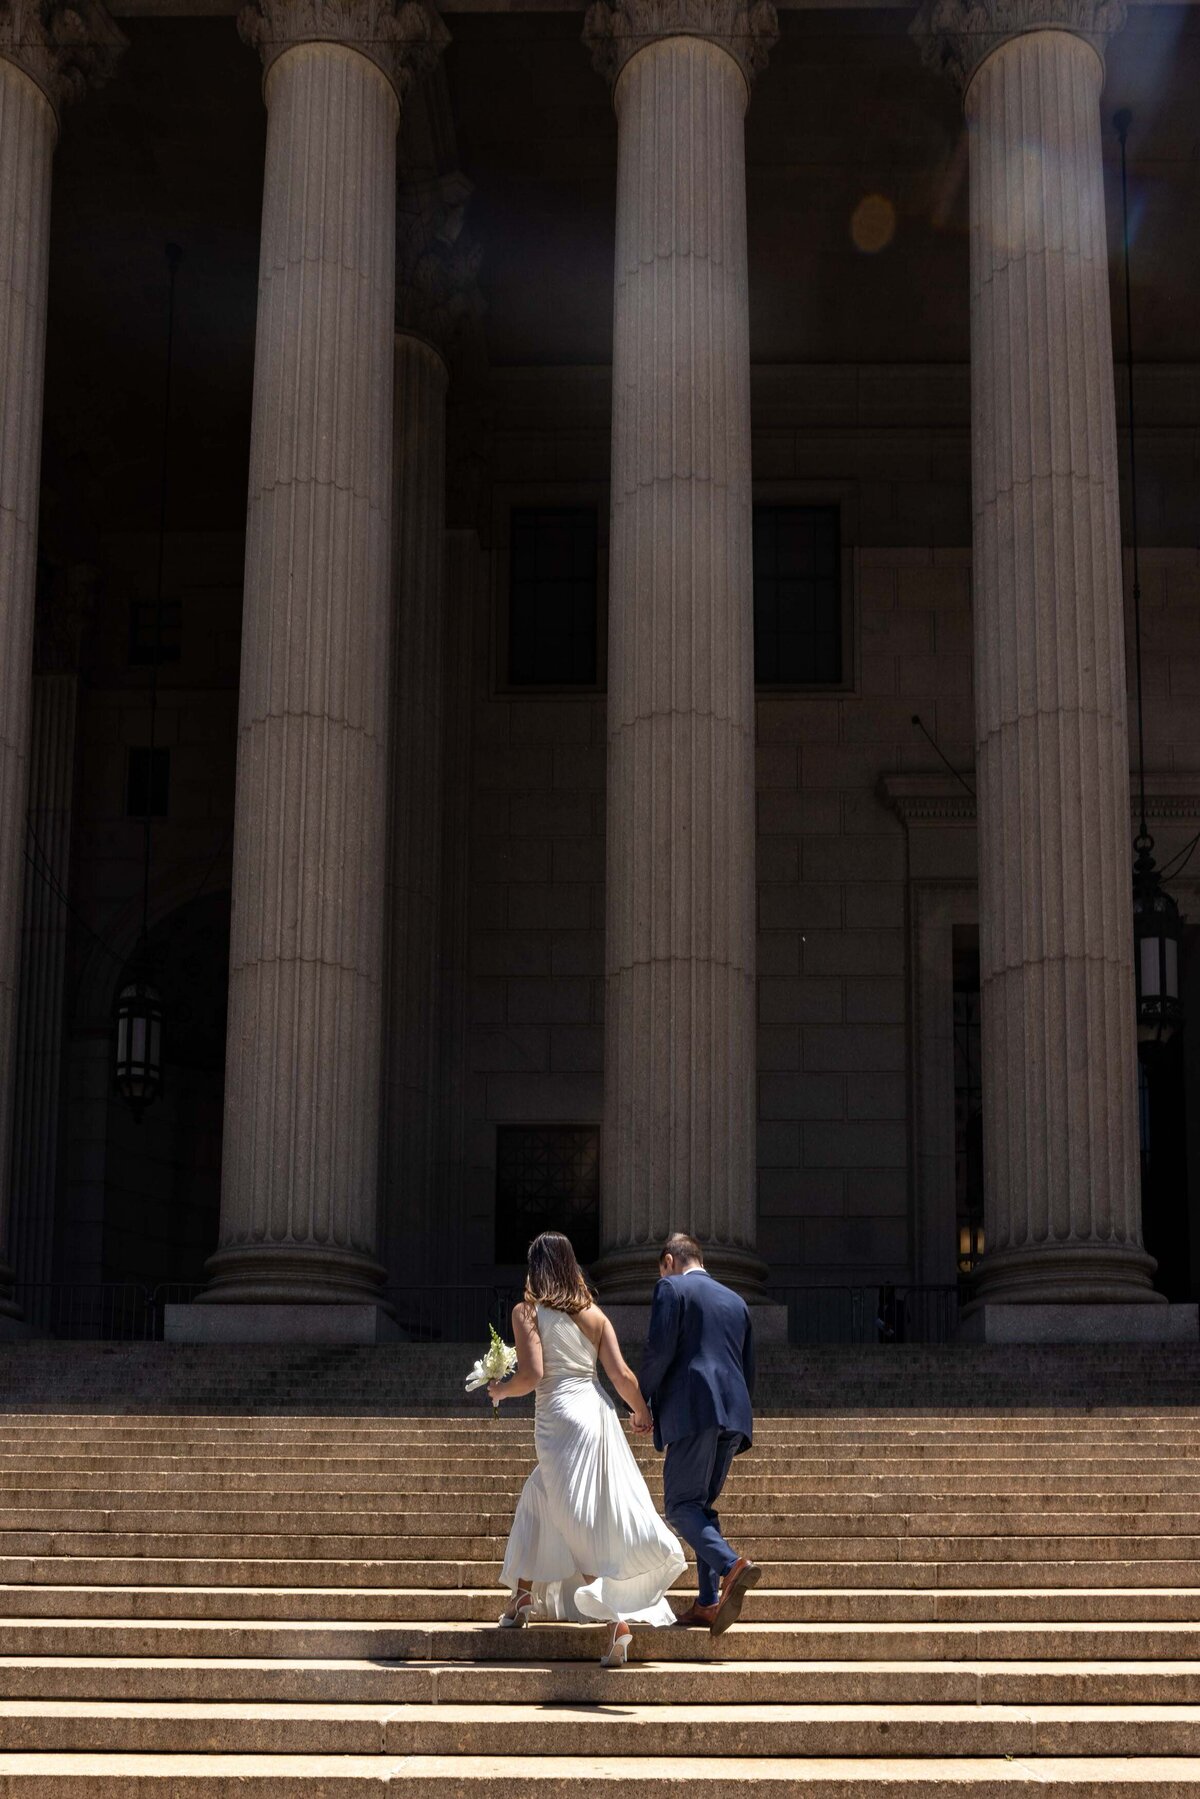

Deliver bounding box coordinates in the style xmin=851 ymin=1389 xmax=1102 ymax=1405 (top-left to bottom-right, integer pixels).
xmin=103 ymin=889 xmax=229 ymax=1289
xmin=1142 ymin=923 xmax=1200 ymax=1303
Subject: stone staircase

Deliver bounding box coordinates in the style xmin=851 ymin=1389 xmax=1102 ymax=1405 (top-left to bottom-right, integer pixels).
xmin=2 ymin=1345 xmax=1200 ymax=1791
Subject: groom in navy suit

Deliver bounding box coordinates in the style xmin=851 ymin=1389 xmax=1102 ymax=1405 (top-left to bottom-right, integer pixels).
xmin=636 ymin=1233 xmax=759 ymax=1635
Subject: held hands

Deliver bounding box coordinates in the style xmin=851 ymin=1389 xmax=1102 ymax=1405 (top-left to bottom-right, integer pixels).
xmin=487 ymin=1378 xmax=508 ymax=1406
xmin=628 ymin=1402 xmax=654 ymax=1436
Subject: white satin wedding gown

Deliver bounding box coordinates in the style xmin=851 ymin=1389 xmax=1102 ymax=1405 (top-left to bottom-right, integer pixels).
xmin=499 ymin=1305 xmax=686 ymax=1624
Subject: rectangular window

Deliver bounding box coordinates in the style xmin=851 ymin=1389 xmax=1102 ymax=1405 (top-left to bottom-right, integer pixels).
xmin=126 ymin=746 xmax=170 ymax=819
xmin=508 ymin=507 xmax=599 ymax=687
xmin=495 ymin=1125 xmax=601 ymax=1267
xmin=753 ymin=504 xmax=842 ymax=686
xmin=129 ymin=599 xmax=182 ymax=666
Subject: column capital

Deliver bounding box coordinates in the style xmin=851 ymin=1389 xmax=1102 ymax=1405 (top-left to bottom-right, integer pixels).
xmin=583 ymin=0 xmax=778 ymax=91
xmin=395 ymin=171 xmax=483 ymax=357
xmin=911 ymin=0 xmax=1125 ymax=91
xmin=0 ymin=0 xmax=125 ymax=120
xmin=238 ymin=0 xmax=449 ymax=102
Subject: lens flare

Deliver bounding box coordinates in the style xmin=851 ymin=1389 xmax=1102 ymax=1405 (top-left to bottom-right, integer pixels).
xmin=851 ymin=194 xmax=896 ymax=254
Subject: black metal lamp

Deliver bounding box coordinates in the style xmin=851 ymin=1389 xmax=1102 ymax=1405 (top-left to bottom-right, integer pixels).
xmin=114 ymin=964 xmax=164 ymax=1120
xmin=1133 ymin=835 xmax=1183 ymax=1046
xmin=957 ymin=1215 xmax=984 ymax=1275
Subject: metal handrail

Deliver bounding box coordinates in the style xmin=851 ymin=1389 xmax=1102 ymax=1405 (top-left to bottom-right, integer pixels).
xmin=6 ymin=1281 xmax=523 ymax=1345
xmin=380 ymin=1285 xmax=520 ymax=1343
xmin=8 ymin=1283 xmax=158 ymax=1342
xmin=8 ymin=1278 xmax=962 ymax=1347
xmin=766 ymin=1283 xmax=962 ymax=1346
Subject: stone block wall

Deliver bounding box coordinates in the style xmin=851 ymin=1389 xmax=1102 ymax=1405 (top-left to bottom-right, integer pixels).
xmin=455 ymin=373 xmax=1200 ymax=1299
xmin=754 ymin=547 xmax=974 ymax=1289
xmin=37 ymin=378 xmax=1200 ymax=1304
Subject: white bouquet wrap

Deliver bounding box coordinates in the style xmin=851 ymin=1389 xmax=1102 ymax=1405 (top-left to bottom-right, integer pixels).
xmin=465 ymin=1322 xmax=518 ymax=1418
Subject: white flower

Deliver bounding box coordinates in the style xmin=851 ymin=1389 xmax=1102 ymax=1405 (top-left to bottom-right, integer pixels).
xmin=465 ymin=1323 xmax=518 ymax=1416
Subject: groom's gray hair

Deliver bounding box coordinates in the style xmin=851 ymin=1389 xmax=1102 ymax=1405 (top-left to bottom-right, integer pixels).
xmin=661 ymin=1232 xmax=703 ymax=1266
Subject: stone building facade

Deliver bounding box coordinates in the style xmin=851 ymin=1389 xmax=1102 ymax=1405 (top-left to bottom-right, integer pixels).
xmin=0 ymin=0 xmax=1197 ymax=1341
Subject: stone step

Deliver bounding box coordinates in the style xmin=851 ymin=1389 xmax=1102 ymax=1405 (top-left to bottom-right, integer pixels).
xmin=5 ymin=1454 xmax=1193 ymax=1478
xmin=1 ymin=1753 xmax=1199 ymax=1797
xmin=5 ymin=1437 xmax=1199 ymax=1460
xmin=6 ymin=1698 xmax=1200 ymax=1757
xmin=9 ymin=1471 xmax=1200 ymax=1496
xmin=9 ymin=1417 xmax=1200 ymax=1436
xmin=9 ymin=1554 xmax=1200 ymax=1590
xmin=13 ymin=1412 xmax=1200 ymax=1431
xmin=13 ymin=1616 xmax=1200 ymax=1662
xmin=14 ymin=1482 xmax=1200 ymax=1510
xmin=10 ymin=1584 xmax=1200 ymax=1624
xmin=7 ymin=1430 xmax=1200 ymax=1450
xmin=8 ymin=1362 xmax=1200 ymax=1792
xmin=6 ymin=1446 xmax=1193 ymax=1467
xmin=6 ymin=1527 xmax=1200 ymax=1563
xmin=6 ymin=1506 xmax=1200 ymax=1540
xmin=14 ymin=1424 xmax=1200 ymax=1439
xmin=8 ymin=1655 xmax=1200 ymax=1706
xmin=14 ymin=1489 xmax=1200 ymax=1518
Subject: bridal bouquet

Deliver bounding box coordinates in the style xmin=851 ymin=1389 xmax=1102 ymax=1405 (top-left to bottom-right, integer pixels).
xmin=465 ymin=1323 xmax=518 ymax=1419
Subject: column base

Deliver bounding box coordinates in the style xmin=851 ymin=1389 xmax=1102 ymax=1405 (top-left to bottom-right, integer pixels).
xmin=604 ymin=1301 xmax=788 ymax=1352
xmin=967 ymin=1241 xmax=1161 ymax=1309
xmin=164 ymin=1302 xmax=400 ymax=1345
xmin=957 ymin=1302 xmax=1198 ymax=1345
xmin=199 ymin=1242 xmax=389 ymax=1307
xmin=594 ymin=1242 xmax=768 ymax=1304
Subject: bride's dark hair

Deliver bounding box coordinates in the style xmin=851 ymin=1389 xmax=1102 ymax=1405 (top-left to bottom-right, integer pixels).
xmin=524 ymin=1231 xmax=593 ymax=1316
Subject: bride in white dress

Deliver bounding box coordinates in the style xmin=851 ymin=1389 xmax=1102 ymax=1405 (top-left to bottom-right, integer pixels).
xmin=487 ymin=1231 xmax=686 ymax=1666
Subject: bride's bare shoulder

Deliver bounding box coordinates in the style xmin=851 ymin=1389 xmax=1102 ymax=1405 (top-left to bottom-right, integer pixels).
xmin=512 ymin=1299 xmax=538 ymax=1332
xmin=575 ymin=1303 xmax=607 ymax=1344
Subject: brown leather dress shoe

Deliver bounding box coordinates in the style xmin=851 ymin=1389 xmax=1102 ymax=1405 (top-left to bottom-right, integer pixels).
xmin=710 ymin=1555 xmax=761 ymax=1636
xmin=673 ymin=1600 xmax=719 ymax=1628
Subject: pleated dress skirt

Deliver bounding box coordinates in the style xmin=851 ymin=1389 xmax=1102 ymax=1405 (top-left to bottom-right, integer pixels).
xmin=498 ymin=1306 xmax=686 ymax=1625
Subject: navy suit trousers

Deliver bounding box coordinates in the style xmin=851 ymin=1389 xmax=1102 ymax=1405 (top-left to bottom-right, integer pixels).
xmin=662 ymin=1427 xmax=742 ymax=1607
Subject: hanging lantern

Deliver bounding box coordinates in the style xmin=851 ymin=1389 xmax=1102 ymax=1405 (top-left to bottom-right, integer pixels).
xmin=1133 ymin=835 xmax=1183 ymax=1049
xmin=115 ymin=965 xmax=164 ymax=1120
xmin=957 ymin=1214 xmax=985 ymax=1276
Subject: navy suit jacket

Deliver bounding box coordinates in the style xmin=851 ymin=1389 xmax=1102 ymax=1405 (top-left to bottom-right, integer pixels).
xmin=638 ymin=1270 xmax=755 ymax=1454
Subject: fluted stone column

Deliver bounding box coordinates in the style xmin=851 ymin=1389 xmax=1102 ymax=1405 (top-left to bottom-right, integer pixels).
xmin=0 ymin=3 xmax=122 ymax=1329
xmin=199 ymin=0 xmax=447 ymax=1315
xmin=914 ymin=0 xmax=1160 ymax=1315
xmin=584 ymin=0 xmax=777 ymax=1301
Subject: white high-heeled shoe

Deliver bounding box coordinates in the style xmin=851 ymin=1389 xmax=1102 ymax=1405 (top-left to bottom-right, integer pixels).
xmin=498 ymin=1590 xmax=533 ymax=1629
xmin=600 ymin=1622 xmax=632 ymax=1667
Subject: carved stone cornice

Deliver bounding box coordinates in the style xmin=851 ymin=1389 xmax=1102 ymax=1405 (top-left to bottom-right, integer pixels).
xmin=238 ymin=0 xmax=448 ymax=101
xmin=0 ymin=0 xmax=125 ymax=120
xmin=880 ymin=771 xmax=1200 ymax=828
xmin=881 ymin=773 xmax=975 ymax=826
xmin=911 ymin=0 xmax=1125 ymax=90
xmin=395 ymin=170 xmax=483 ymax=358
xmin=583 ymin=0 xmax=778 ymax=90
